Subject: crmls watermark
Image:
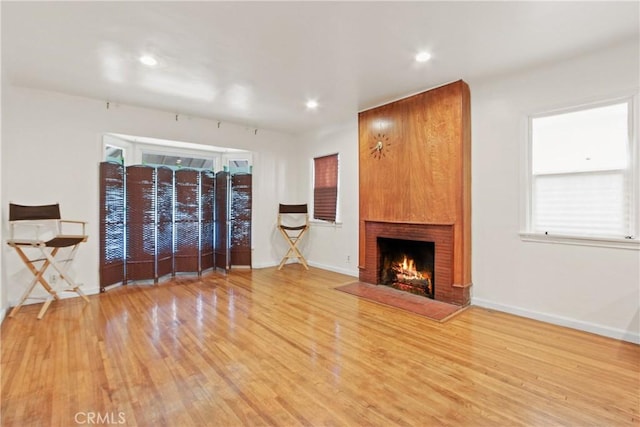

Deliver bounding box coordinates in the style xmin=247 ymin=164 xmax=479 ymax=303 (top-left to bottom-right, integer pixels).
xmin=74 ymin=412 xmax=126 ymax=425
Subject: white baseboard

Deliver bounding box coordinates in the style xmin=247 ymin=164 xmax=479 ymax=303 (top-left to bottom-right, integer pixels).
xmin=307 ymin=261 xmax=359 ymax=278
xmin=0 ymin=307 xmax=7 ymax=325
xmin=8 ymin=285 xmax=101 ymax=308
xmin=472 ymin=297 xmax=640 ymax=344
xmin=251 ymin=261 xmax=279 ymax=269
xmin=252 ymin=260 xmax=359 ymax=278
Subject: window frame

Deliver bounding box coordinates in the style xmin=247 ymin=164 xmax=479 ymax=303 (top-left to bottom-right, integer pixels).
xmin=521 ymin=94 xmax=639 ymax=250
xmin=311 ymin=153 xmax=341 ymax=225
xmin=222 ymin=152 xmax=253 ymax=174
xmin=102 ymin=135 xmax=132 ymax=165
xmin=103 ymin=133 xmax=252 ymax=172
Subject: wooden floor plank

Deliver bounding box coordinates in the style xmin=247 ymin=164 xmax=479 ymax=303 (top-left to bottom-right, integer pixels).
xmin=1 ymin=266 xmax=638 ymax=426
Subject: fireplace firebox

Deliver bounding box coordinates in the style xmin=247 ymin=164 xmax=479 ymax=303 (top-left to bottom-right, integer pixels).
xmin=378 ymin=238 xmax=434 ymax=298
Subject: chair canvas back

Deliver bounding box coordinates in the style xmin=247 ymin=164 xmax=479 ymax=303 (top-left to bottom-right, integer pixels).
xmin=278 ymin=204 xmax=307 ymax=214
xmin=9 ymin=204 xmax=61 ymax=221
xmin=9 ymin=203 xmax=62 ymax=239
xmin=278 ymin=204 xmax=309 ymax=228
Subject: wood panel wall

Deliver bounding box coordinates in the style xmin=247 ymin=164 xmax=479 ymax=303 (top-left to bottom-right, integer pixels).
xmin=358 ymin=80 xmax=471 ymax=288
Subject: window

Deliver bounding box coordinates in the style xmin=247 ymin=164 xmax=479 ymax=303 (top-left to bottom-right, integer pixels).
xmin=313 ymin=153 xmax=339 ymax=222
xmin=228 ymin=159 xmax=250 ymax=174
xmin=141 ymin=152 xmax=214 ymax=170
xmin=103 ymin=133 xmax=252 ymax=172
xmin=105 ymin=145 xmax=124 ymax=165
xmin=526 ymin=98 xmax=638 ymax=243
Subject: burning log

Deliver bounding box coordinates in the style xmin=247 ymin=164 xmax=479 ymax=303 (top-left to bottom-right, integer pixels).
xmin=388 ymin=255 xmax=433 ymax=297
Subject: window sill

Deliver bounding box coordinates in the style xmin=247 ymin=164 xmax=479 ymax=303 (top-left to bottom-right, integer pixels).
xmin=519 ymin=232 xmax=640 ymax=250
xmin=310 ymin=219 xmax=343 ymax=228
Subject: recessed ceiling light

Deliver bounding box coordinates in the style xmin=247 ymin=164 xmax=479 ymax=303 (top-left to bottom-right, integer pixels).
xmin=139 ymin=55 xmax=158 ymax=67
xmin=306 ymin=99 xmax=319 ymax=110
xmin=415 ymin=51 xmax=432 ymax=63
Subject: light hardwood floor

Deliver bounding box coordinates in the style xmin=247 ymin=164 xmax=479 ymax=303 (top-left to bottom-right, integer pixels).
xmin=1 ymin=266 xmax=638 ymax=426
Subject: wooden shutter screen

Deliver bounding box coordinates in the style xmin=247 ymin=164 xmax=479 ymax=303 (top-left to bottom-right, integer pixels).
xmin=99 ymin=162 xmax=126 ymax=290
xmin=214 ymin=171 xmax=230 ymax=270
xmin=313 ymin=154 xmax=338 ymax=222
xmin=200 ymin=171 xmax=215 ymax=272
xmin=230 ymin=174 xmax=252 ymax=266
xmin=174 ymin=169 xmax=200 ymax=273
xmin=100 ymin=164 xmax=251 ymax=285
xmin=126 ymin=165 xmax=157 ymax=282
xmin=156 ymin=167 xmax=174 ymax=278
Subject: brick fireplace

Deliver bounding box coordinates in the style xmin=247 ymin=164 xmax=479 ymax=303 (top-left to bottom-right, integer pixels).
xmin=358 ymin=80 xmax=471 ymax=306
xmin=362 ymin=221 xmax=469 ymax=306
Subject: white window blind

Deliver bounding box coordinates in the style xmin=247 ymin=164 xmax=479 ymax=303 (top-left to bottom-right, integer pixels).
xmin=530 ymin=100 xmax=635 ymax=239
xmin=533 ymin=171 xmax=627 ymax=236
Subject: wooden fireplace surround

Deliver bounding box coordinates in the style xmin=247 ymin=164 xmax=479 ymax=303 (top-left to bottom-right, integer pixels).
xmin=358 ymin=80 xmax=471 ymax=306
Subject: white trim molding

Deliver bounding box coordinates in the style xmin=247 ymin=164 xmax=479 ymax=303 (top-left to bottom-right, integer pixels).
xmin=309 ymin=220 xmax=343 ymax=228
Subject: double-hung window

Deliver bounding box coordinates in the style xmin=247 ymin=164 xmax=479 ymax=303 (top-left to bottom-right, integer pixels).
xmin=525 ymin=97 xmax=638 ymax=246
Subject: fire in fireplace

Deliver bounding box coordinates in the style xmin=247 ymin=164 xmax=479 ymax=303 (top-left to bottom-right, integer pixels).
xmin=378 ymin=237 xmax=435 ymax=298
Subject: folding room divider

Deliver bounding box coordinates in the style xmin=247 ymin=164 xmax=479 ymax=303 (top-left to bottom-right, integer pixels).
xmin=99 ymin=162 xmax=251 ymax=291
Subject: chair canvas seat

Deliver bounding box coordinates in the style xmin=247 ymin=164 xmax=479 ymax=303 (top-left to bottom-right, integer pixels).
xmin=6 ymin=203 xmax=89 ymax=319
xmin=277 ymin=204 xmax=309 ymax=270
xmin=9 ymin=235 xmax=87 ymax=248
xmin=279 ymin=224 xmax=307 ymax=231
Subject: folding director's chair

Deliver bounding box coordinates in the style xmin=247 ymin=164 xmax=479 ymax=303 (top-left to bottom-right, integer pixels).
xmin=277 ymin=204 xmax=309 ymax=270
xmin=6 ymin=203 xmax=89 ymax=319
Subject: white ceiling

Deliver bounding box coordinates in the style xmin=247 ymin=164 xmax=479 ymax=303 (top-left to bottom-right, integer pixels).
xmin=2 ymin=1 xmax=638 ymax=134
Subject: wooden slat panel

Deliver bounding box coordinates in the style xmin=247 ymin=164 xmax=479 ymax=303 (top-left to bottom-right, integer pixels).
xmin=230 ymin=173 xmax=252 ymax=267
xmin=99 ymin=162 xmax=125 ymax=289
xmin=214 ymin=171 xmax=229 ymax=270
xmin=156 ymin=167 xmax=174 ymax=279
xmin=200 ymin=171 xmax=215 ymax=272
xmin=126 ymin=165 xmax=156 ymax=282
xmin=175 ymin=169 xmax=200 ymax=273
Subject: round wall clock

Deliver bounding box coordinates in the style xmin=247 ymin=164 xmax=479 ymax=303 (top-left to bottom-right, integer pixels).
xmin=370 ymin=132 xmax=391 ymax=159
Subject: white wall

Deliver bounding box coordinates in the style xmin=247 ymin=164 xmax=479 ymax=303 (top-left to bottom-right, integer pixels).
xmin=1 ymin=85 xmax=300 ymax=310
xmin=0 ymin=4 xmax=4 ymax=321
xmin=3 ymin=40 xmax=638 ymax=343
xmin=470 ymin=39 xmax=640 ymax=343
xmin=0 ymin=29 xmax=3 ymax=320
xmin=295 ymin=120 xmax=359 ymax=277
xmin=297 ymin=40 xmax=639 ymax=343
